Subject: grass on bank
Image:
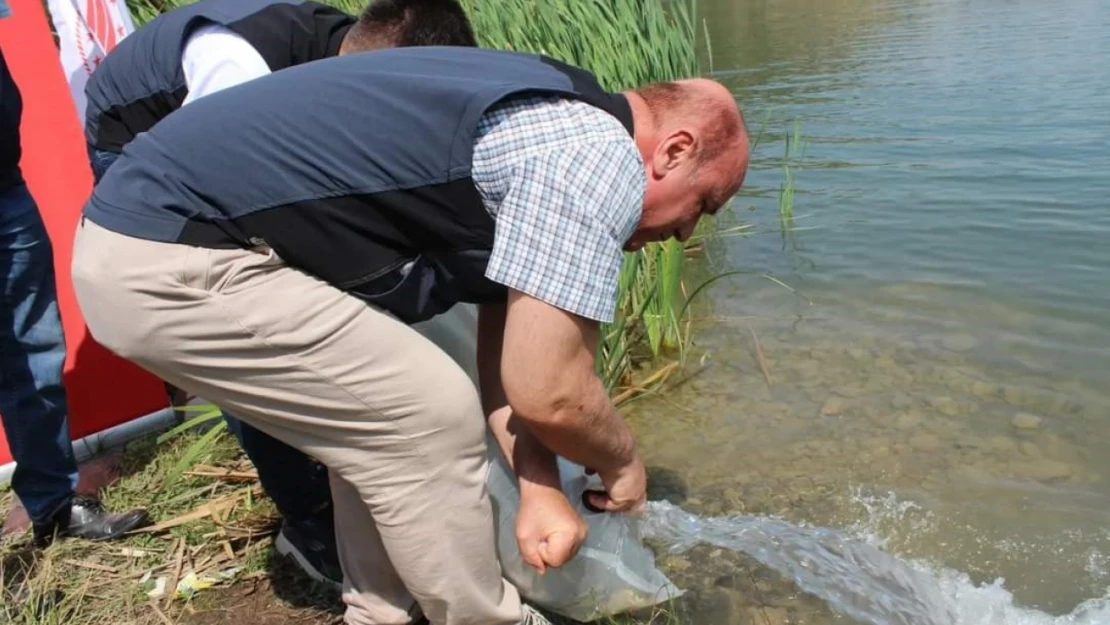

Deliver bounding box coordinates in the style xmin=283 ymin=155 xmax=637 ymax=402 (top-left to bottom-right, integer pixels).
xmin=1 ymin=421 xmax=688 ymax=625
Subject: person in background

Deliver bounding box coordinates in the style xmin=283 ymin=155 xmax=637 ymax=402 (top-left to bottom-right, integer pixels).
xmin=0 ymin=42 xmax=149 ymax=546
xmin=81 ymin=0 xmax=478 ymax=587
xmin=70 ymin=45 xmax=749 ymax=625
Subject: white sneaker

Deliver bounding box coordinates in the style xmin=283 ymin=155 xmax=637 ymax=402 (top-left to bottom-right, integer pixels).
xmin=519 ymin=604 xmax=554 ymax=625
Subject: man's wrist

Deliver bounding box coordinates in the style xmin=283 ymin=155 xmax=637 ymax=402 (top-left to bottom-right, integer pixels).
xmin=515 ymin=446 xmax=562 ymax=493
xmin=519 ymin=475 xmax=563 ymax=499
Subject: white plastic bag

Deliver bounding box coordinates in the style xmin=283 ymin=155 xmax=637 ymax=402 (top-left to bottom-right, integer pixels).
xmin=410 ymin=303 xmax=481 ymax=385
xmin=413 ymin=304 xmax=683 ymax=621
xmin=487 ymin=448 xmax=684 ymax=621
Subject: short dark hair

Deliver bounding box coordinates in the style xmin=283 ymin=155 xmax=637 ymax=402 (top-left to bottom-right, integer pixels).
xmin=347 ymin=0 xmax=478 ymax=50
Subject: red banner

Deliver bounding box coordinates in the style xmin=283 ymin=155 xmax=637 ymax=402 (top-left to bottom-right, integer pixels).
xmin=0 ymin=0 xmax=168 ymax=465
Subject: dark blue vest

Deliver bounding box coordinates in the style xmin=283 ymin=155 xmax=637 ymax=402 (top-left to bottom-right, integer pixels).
xmin=84 ymin=47 xmax=635 ymax=324
xmin=84 ymin=0 xmax=353 ymax=153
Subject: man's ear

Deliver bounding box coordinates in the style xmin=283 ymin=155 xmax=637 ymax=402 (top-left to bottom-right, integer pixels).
xmin=651 ymin=129 xmax=696 ymax=177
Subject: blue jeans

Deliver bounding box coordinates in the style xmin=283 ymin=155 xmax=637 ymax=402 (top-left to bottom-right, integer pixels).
xmin=87 ymin=144 xmax=334 ymax=526
xmin=0 ymin=182 xmax=78 ymax=524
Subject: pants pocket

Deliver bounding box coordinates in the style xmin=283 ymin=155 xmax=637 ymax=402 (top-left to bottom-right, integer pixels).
xmin=180 ymin=245 xmax=285 ymax=295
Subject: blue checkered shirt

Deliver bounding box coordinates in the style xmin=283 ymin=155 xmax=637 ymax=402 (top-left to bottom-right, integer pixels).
xmin=472 ymin=95 xmax=645 ymax=323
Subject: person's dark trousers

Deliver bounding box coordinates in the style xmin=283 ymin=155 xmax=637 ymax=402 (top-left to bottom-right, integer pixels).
xmin=88 ymin=143 xmax=339 ymax=582
xmin=0 ymin=181 xmax=78 ymax=524
xmin=221 ymin=417 xmax=333 ymax=522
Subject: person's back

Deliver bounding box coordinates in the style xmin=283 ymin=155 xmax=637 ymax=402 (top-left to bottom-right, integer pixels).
xmin=84 ymin=0 xmax=354 ymax=154
xmin=84 ymin=0 xmax=478 ymax=158
xmin=86 ymin=46 xmax=634 ymax=323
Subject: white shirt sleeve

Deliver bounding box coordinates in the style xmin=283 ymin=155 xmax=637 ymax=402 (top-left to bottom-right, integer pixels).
xmin=180 ymin=23 xmax=272 ymax=106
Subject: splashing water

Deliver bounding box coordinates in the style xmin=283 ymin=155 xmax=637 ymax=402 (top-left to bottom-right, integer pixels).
xmin=641 ymin=501 xmax=1110 ymax=625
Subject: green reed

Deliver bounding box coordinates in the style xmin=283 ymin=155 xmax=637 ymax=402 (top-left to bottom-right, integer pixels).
xmin=779 ymin=120 xmax=806 ymax=243
xmin=123 ymin=0 xmax=704 ymax=398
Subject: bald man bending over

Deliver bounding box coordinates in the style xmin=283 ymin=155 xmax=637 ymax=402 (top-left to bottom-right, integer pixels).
xmin=70 ymin=46 xmax=748 ymax=625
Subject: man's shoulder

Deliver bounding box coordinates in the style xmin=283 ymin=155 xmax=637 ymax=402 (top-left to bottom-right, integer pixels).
xmin=481 ymin=95 xmax=630 ymax=136
xmin=475 ymin=94 xmax=635 ymax=166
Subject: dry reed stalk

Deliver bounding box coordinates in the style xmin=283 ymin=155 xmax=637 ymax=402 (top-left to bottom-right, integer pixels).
xmin=164 ymin=537 xmax=186 ymax=609
xmin=747 ymin=323 xmax=773 ymax=389
xmin=612 ymin=361 xmax=679 ymax=405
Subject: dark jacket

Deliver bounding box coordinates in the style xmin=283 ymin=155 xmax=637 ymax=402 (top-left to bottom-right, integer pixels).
xmin=0 ymin=46 xmax=24 ymax=191
xmin=84 ymin=0 xmax=353 ymax=153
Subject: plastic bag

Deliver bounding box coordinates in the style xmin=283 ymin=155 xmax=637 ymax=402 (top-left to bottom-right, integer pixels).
xmin=410 ymin=303 xmax=481 ymax=385
xmin=413 ymin=304 xmax=683 ymax=621
xmin=486 ymin=446 xmax=683 ymax=621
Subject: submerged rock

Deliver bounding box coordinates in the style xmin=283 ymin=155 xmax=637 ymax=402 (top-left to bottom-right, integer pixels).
xmin=834 ymin=385 xmax=867 ymax=398
xmin=660 ymin=555 xmax=691 ymax=573
xmin=971 ymin=381 xmax=998 ymax=399
xmin=1003 ymin=385 xmax=1029 ymax=407
xmin=751 ymin=606 xmax=790 ymax=625
xmin=694 ymin=588 xmax=745 ymax=625
xmin=1039 ymin=432 xmax=1068 ymax=457
xmin=820 ymin=397 xmax=846 ymax=416
xmin=875 ymin=355 xmax=899 ymax=370
xmin=942 ymin=334 xmax=978 ymax=352
xmin=803 ymin=386 xmax=827 ymax=404
xmin=990 ymin=435 xmax=1020 ymax=455
xmin=1016 ymin=459 xmax=1073 ymax=482
xmin=895 ymin=412 xmax=923 ymax=430
xmin=1019 ymin=441 xmax=1043 ymax=458
xmin=954 ymin=436 xmax=990 ymax=451
xmin=891 ymin=392 xmax=914 ymax=409
xmin=847 ymin=347 xmax=871 ymax=362
xmin=949 ymin=464 xmax=994 ymax=483
xmin=1011 ymin=412 xmax=1043 ymax=430
xmin=928 ymin=396 xmax=961 ymax=417
xmin=910 ymin=433 xmax=942 ymax=452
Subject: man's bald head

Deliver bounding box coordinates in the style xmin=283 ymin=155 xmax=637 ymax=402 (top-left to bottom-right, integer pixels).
xmin=635 ymin=78 xmax=746 ymax=167
xmin=622 ymin=78 xmax=749 ymax=250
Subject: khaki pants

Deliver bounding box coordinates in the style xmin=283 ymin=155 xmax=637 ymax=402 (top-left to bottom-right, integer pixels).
xmin=71 ymin=218 xmax=522 ymax=625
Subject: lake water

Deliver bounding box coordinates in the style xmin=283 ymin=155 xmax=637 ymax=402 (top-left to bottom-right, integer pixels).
xmin=628 ymin=0 xmax=1110 ymax=623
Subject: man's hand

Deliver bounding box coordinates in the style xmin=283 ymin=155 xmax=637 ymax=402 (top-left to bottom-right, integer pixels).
xmin=586 ymin=454 xmax=648 ymax=514
xmin=516 ymin=484 xmax=588 ymax=574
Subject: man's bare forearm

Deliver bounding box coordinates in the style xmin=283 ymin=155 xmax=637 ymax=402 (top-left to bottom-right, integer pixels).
xmin=486 ymin=405 xmax=563 ymax=495
xmin=520 ymin=375 xmax=637 ymax=476
xmin=478 ymin=303 xmax=562 ymax=493
xmin=493 ymin=291 xmax=640 ymax=475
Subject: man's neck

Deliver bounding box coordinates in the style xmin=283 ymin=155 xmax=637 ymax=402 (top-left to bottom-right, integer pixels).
xmin=623 ymin=90 xmax=657 ymax=165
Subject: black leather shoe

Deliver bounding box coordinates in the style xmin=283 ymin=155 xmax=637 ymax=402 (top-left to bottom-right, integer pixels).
xmin=31 ymin=495 xmax=150 ymax=548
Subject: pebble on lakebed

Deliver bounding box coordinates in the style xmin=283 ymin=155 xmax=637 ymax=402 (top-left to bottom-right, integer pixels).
xmin=928 ymin=396 xmax=961 ymax=416
xmin=1011 ymin=412 xmax=1043 ymax=429
xmin=819 ymin=396 xmax=846 ymax=416
xmin=941 ymin=334 xmax=978 ymax=352
xmin=1013 ymin=459 xmax=1073 ymax=482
